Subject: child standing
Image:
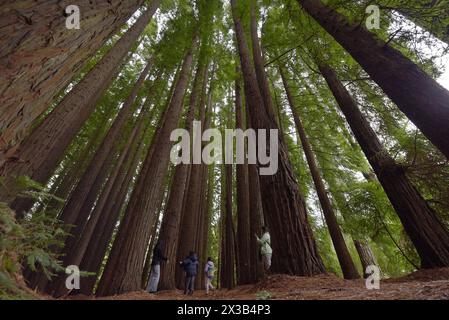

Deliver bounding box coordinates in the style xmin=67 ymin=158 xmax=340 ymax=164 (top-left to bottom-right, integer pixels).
xmin=204 ymin=257 xmax=215 ymax=294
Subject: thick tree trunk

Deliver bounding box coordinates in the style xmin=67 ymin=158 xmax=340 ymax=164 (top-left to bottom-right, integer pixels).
xmin=0 ymin=0 xmax=147 ymax=152
xmin=158 ymin=60 xmax=206 ymax=290
xmin=245 ymin=96 xmax=265 ymax=282
xmin=231 ymin=0 xmax=325 ymax=276
xmin=0 ymin=3 xmax=161 ymax=206
xmin=319 ymin=63 xmax=449 ymax=268
xmin=297 ymin=0 xmax=449 ymax=159
xmin=95 ymin=43 xmax=195 ymax=296
xmin=279 ymin=65 xmax=360 ymax=279
xmin=234 ymin=76 xmax=252 ymax=284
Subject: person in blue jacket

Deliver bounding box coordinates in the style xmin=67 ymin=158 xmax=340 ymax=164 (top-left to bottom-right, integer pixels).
xmin=179 ymin=251 xmax=199 ymax=295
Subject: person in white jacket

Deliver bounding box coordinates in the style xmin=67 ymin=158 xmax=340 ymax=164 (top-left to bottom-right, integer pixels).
xmin=204 ymin=257 xmax=215 ymax=294
xmin=256 ymin=226 xmax=272 ymax=272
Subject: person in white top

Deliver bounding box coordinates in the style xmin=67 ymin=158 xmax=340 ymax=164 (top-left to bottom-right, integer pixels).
xmin=204 ymin=257 xmax=215 ymax=294
xmin=256 ymin=226 xmax=272 ymax=272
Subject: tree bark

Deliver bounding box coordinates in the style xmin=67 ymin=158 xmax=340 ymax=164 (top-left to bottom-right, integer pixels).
xmin=354 ymin=240 xmax=377 ymax=278
xmin=234 ymin=75 xmax=252 ymax=284
xmin=249 ymin=1 xmax=277 ymax=124
xmin=231 ymin=0 xmax=325 ymax=276
xmin=221 ymin=162 xmax=235 ymax=289
xmin=279 ymin=65 xmax=360 ymax=279
xmin=95 ymin=43 xmax=196 ymax=296
xmin=78 ymin=115 xmax=151 ymax=295
xmin=158 ymin=60 xmax=207 ymax=290
xmin=297 ymin=0 xmax=449 ymax=159
xmin=0 ymin=2 xmax=161 ymax=207
xmin=52 ymin=61 xmax=152 ymax=257
xmin=0 ymin=0 xmax=147 ymax=152
xmin=319 ymin=63 xmax=449 ymax=268
xmin=175 ymin=64 xmax=210 ymax=288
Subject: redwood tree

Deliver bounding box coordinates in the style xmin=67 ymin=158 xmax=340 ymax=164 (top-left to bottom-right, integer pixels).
xmin=0 ymin=0 xmax=149 ymax=153
xmin=0 ymin=2 xmax=161 ymax=208
xmin=96 ymin=41 xmax=196 ymax=296
xmin=296 ymin=0 xmax=449 ymax=160
xmin=279 ymin=65 xmax=360 ymax=279
xmin=231 ymin=0 xmax=325 ymax=276
xmin=234 ymin=76 xmax=252 ymax=284
xmin=319 ymin=63 xmax=449 ymax=268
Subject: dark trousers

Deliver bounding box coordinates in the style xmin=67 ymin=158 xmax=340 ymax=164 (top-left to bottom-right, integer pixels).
xmin=184 ymin=276 xmax=195 ymax=295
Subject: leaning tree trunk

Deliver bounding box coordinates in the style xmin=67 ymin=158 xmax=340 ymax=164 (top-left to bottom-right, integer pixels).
xmin=0 ymin=2 xmax=161 ymax=208
xmin=0 ymin=0 xmax=147 ymax=153
xmin=78 ymin=114 xmax=152 ymax=296
xmin=297 ymin=0 xmax=449 ymax=160
xmin=279 ymin=65 xmax=360 ymax=279
xmin=234 ymin=75 xmax=252 ymax=285
xmin=50 ymin=61 xmax=152 ymax=259
xmin=95 ymin=43 xmax=196 ymax=296
xmin=53 ymin=106 xmax=150 ymax=296
xmin=319 ymin=63 xmax=449 ymax=268
xmin=158 ymin=59 xmax=206 ymax=290
xmin=231 ymin=0 xmax=325 ymax=275
xmin=354 ymin=240 xmax=377 ymax=278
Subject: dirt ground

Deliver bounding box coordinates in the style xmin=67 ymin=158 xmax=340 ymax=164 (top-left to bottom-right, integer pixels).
xmin=68 ymin=268 xmax=449 ymax=300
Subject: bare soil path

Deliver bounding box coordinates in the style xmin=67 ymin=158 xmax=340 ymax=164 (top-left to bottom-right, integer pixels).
xmin=67 ymin=268 xmax=449 ymax=300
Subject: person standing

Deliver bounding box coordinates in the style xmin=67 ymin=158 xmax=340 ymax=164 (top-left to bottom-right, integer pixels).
xmin=147 ymin=240 xmax=167 ymax=293
xmin=180 ymin=251 xmax=199 ymax=295
xmin=204 ymin=257 xmax=215 ymax=294
xmin=256 ymin=226 xmax=272 ymax=272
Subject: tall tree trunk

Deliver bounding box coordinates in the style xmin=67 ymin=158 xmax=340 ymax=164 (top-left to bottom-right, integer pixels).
xmin=175 ymin=64 xmax=210 ymax=288
xmin=234 ymin=76 xmax=252 ymax=284
xmin=249 ymin=1 xmax=277 ymax=123
xmin=0 ymin=2 xmax=161 ymax=207
xmin=221 ymin=162 xmax=235 ymax=289
xmin=78 ymin=114 xmax=152 ymax=296
xmin=194 ymin=78 xmax=215 ymax=290
xmin=158 ymin=60 xmax=207 ymax=290
xmin=52 ymin=61 xmax=152 ymax=256
xmin=53 ymin=106 xmax=151 ymax=296
xmin=219 ymin=173 xmax=226 ymax=289
xmin=95 ymin=43 xmax=196 ymax=296
xmin=245 ymin=96 xmax=265 ymax=283
xmin=141 ymin=207 xmax=163 ymax=290
xmin=231 ymin=0 xmax=325 ymax=275
xmin=200 ymin=165 xmax=214 ymax=285
xmin=297 ymin=0 xmax=449 ymax=159
xmin=0 ymin=0 xmax=147 ymax=152
xmin=279 ymin=65 xmax=360 ymax=279
xmin=319 ymin=63 xmax=449 ymax=268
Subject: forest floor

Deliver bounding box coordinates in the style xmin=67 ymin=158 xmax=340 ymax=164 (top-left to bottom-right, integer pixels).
xmin=68 ymin=268 xmax=449 ymax=300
